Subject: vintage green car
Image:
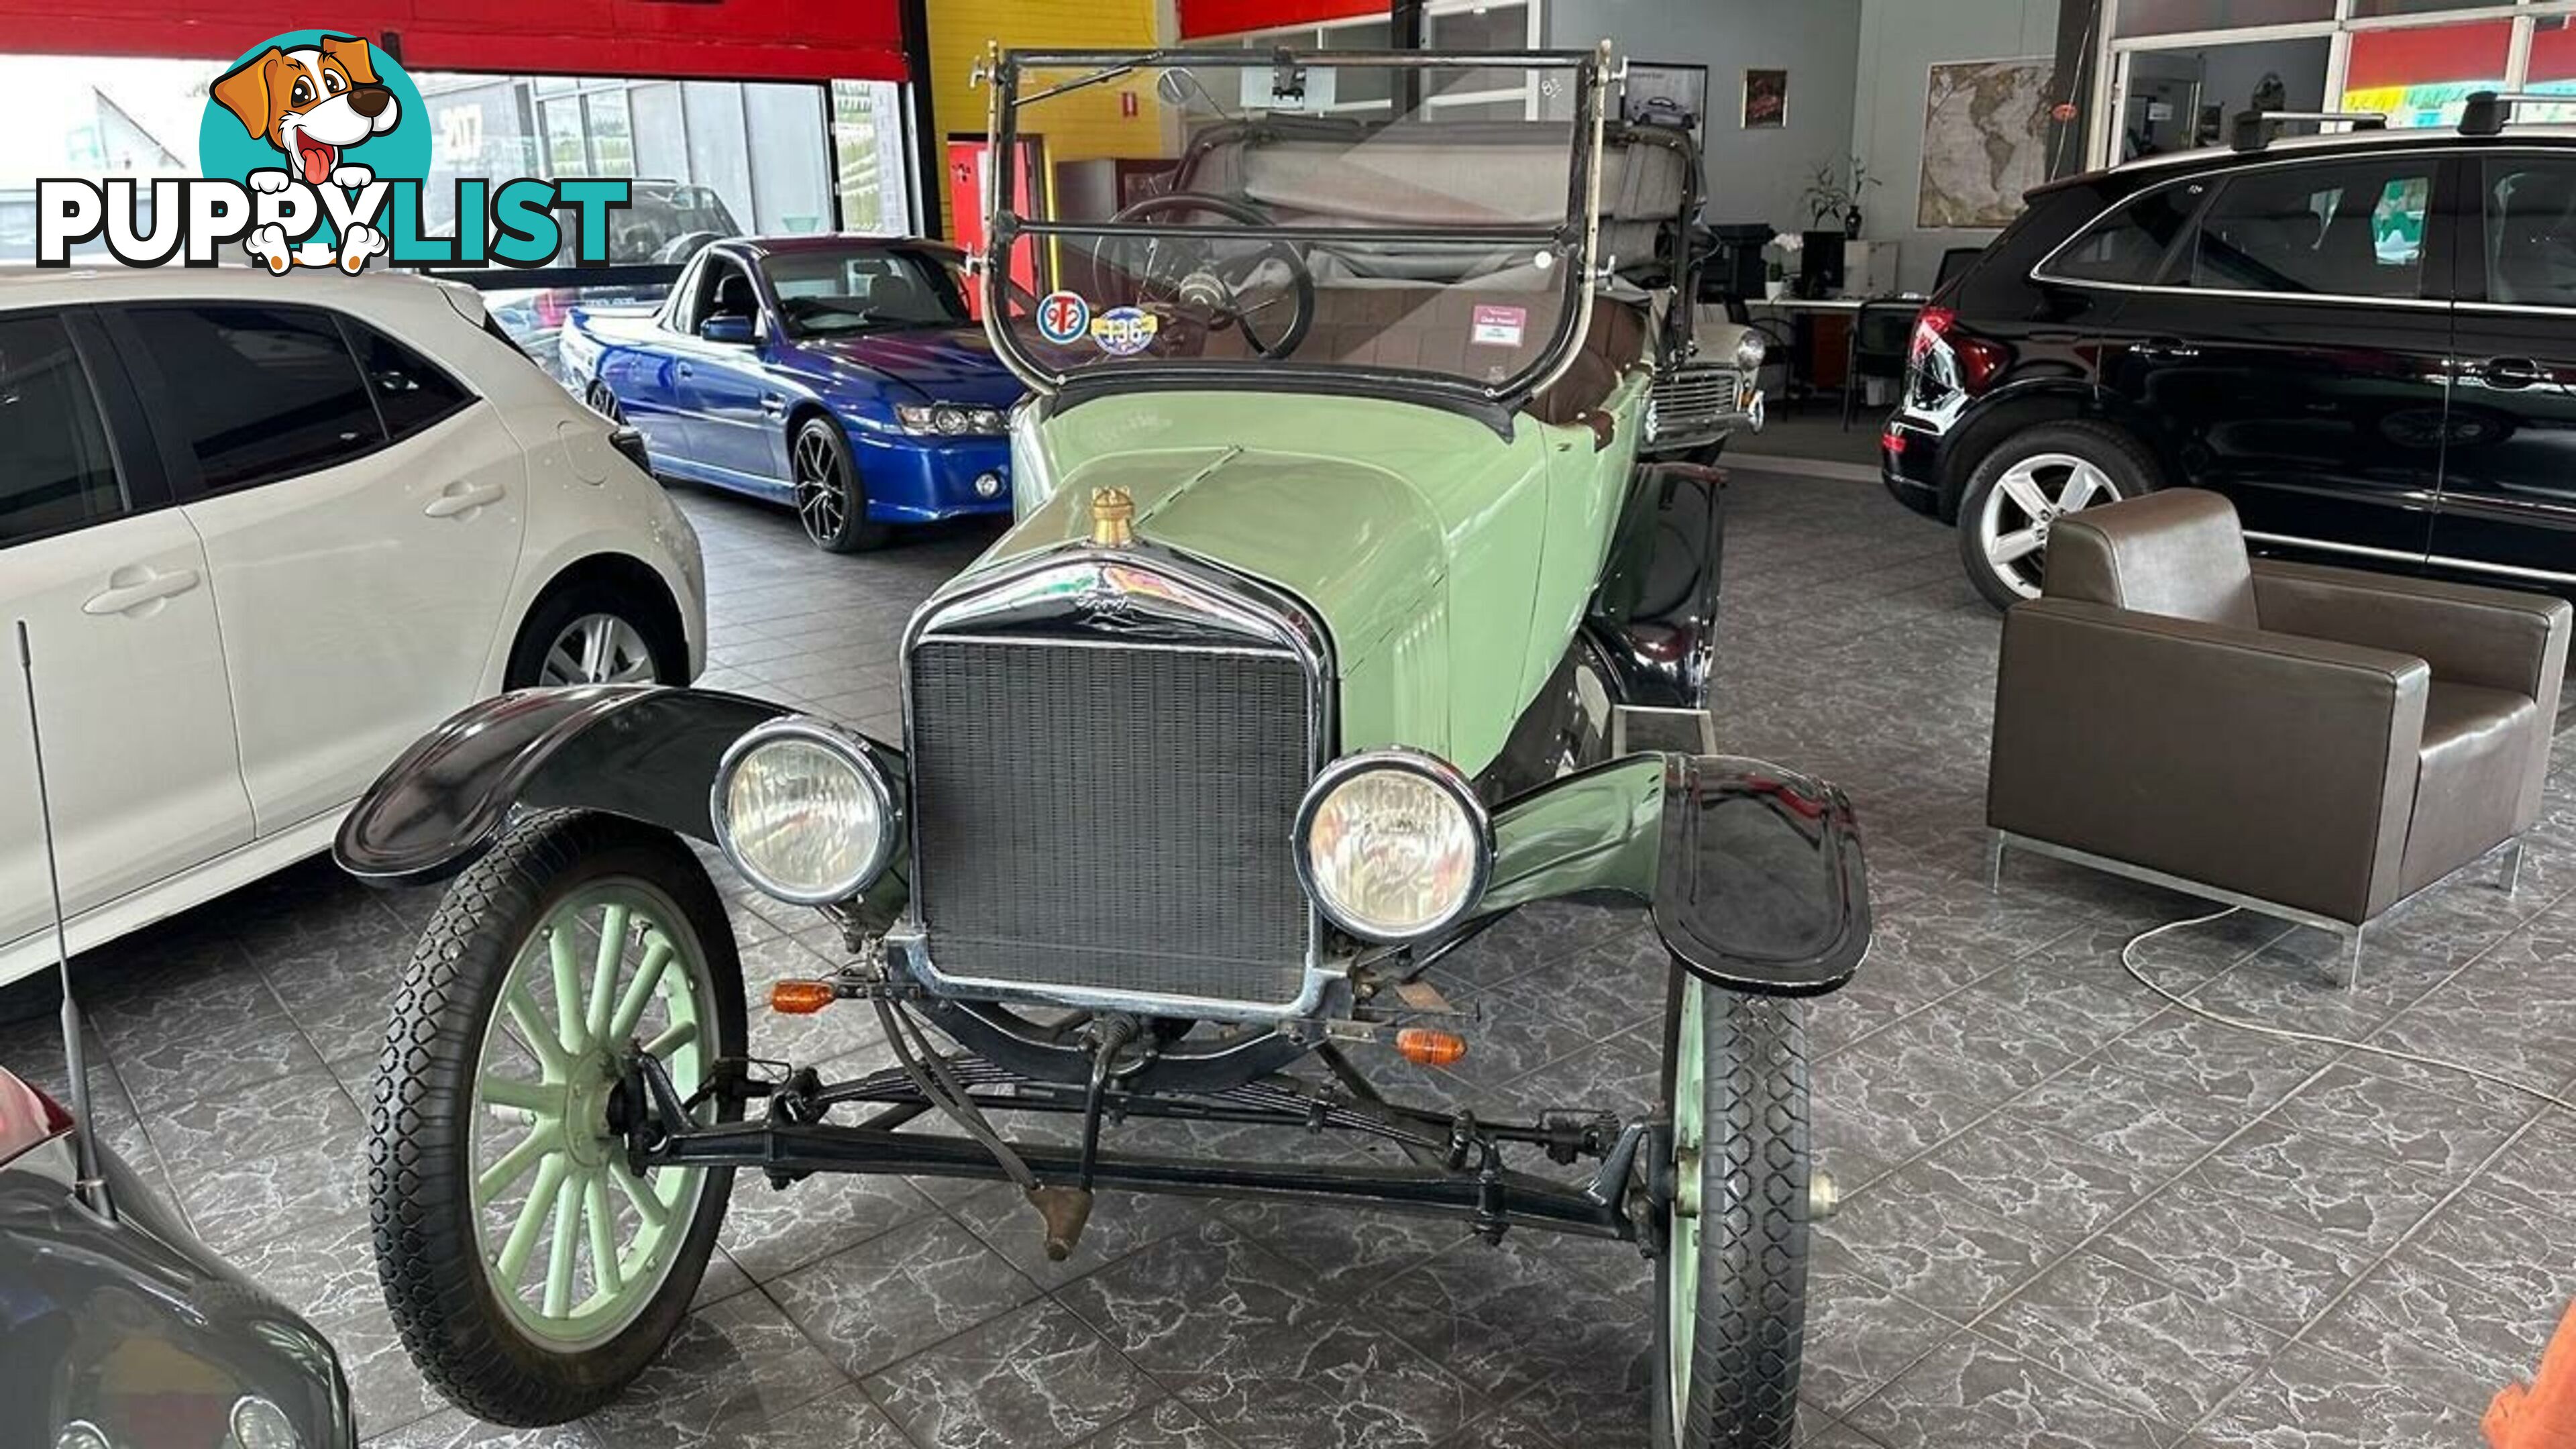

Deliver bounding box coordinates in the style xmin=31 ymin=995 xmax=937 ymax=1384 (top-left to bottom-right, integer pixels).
xmin=335 ymin=44 xmax=1866 ymax=1449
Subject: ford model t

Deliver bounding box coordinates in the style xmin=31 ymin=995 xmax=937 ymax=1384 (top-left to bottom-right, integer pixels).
xmin=337 ymin=44 xmax=1866 ymax=1448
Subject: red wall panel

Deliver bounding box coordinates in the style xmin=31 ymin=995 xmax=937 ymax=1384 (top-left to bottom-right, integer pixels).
xmin=0 ymin=0 xmax=908 ymax=80
xmin=1177 ymin=0 xmax=1381 ymax=40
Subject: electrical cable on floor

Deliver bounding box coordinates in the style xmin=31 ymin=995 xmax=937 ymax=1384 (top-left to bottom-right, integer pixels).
xmin=2121 ymin=905 xmax=2576 ymax=1115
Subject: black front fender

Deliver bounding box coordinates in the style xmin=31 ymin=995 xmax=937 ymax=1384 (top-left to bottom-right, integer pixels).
xmin=1474 ymin=753 xmax=1870 ymax=997
xmin=334 ymin=686 xmax=808 ymax=885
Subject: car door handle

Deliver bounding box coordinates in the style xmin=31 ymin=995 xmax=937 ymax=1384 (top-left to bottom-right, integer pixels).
xmin=2131 ymin=338 xmax=2201 ymax=362
xmin=2474 ymin=356 xmax=2544 ymax=390
xmin=83 ymin=565 xmax=201 ymax=616
xmin=761 ymin=392 xmax=788 ymax=419
xmin=675 ymin=362 xmax=694 ymax=380
xmin=424 ymin=480 xmax=507 ymax=519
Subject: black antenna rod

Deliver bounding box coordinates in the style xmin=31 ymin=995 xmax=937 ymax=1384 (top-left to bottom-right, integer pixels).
xmin=15 ymin=619 xmax=111 ymax=1220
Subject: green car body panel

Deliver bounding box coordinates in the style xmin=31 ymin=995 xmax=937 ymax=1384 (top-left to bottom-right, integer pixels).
xmin=943 ymin=379 xmax=1648 ymax=776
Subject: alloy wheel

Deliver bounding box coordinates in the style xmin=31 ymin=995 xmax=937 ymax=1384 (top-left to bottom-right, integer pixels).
xmin=468 ymin=881 xmax=715 ymax=1350
xmin=539 ymin=614 xmax=657 ymax=687
xmin=794 ymin=429 xmax=847 ymax=545
xmin=588 ymin=384 xmax=625 ymax=425
xmin=1976 ymin=453 xmax=2121 ymax=600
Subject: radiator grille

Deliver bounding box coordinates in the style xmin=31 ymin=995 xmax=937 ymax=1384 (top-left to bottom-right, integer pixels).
xmin=908 ymin=637 xmax=1314 ymax=1008
xmin=1654 ymin=364 xmax=1741 ymax=436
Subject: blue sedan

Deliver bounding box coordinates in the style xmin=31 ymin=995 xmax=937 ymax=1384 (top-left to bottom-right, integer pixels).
xmin=561 ymin=236 xmax=1021 ymax=551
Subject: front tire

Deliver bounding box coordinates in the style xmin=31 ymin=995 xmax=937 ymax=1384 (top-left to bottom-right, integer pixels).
xmin=368 ymin=812 xmax=746 ymax=1426
xmin=1652 ymin=973 xmax=1811 ymax=1449
xmin=1954 ymin=421 xmax=2159 ymax=609
xmin=792 ymin=415 xmax=890 ymax=553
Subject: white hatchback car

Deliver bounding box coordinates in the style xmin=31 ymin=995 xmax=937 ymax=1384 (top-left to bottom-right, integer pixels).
xmin=0 ymin=267 xmax=706 ymax=987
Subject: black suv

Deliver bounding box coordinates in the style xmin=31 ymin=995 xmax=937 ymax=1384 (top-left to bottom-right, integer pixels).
xmin=1884 ymin=101 xmax=2576 ymax=609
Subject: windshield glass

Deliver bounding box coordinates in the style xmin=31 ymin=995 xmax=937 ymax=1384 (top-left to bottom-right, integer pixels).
xmin=761 ymin=247 xmax=973 ymax=337
xmin=986 ymin=50 xmax=1644 ymax=404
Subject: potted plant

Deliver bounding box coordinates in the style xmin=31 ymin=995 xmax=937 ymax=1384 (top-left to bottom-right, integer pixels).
xmin=1766 ymin=233 xmax=1800 ymax=299
xmin=1802 ymin=156 xmax=1881 ymax=239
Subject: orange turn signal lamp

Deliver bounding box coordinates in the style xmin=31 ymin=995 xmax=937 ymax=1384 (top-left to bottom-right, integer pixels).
xmin=1395 ymin=1027 xmax=1468 ymax=1068
xmin=769 ymin=980 xmax=838 ymax=1015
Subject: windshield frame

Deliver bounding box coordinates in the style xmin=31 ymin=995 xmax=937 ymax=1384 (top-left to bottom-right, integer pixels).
xmin=979 ymin=45 xmax=1611 ymax=413
xmin=759 ymin=243 xmax=974 ymax=339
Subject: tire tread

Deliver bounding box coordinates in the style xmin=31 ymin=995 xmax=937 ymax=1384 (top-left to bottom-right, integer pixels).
xmin=367 ymin=810 xmax=741 ymax=1426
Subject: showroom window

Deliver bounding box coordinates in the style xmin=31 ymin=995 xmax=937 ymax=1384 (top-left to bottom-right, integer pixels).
xmin=2483 ymin=157 xmax=2576 ymax=306
xmin=2043 ymin=186 xmax=2202 ymax=283
xmin=0 ymin=315 xmax=124 ymax=547
xmin=0 ymin=56 xmax=915 ymax=270
xmin=2341 ymin=17 xmax=2513 ymax=125
xmin=345 ymin=321 xmax=476 ymax=440
xmin=2098 ymin=1 xmax=2576 ymax=165
xmin=2188 ymin=157 xmax=2435 ymax=296
xmin=120 ymin=306 xmax=384 ymax=492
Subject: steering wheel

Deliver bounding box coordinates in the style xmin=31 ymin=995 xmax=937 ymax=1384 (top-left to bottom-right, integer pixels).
xmin=1097 ymin=192 xmax=1316 ymax=360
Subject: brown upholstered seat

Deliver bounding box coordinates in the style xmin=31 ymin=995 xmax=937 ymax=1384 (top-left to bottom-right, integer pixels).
xmin=1988 ymin=488 xmax=2570 ymax=938
xmin=1196 ymin=285 xmax=1644 ymax=423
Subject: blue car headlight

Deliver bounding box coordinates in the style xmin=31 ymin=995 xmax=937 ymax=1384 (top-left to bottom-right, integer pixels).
xmin=896 ymin=404 xmax=1006 ymax=437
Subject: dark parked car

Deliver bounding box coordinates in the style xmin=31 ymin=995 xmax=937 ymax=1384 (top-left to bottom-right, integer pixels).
xmin=1884 ymin=100 xmax=2576 ymax=608
xmin=0 ymin=1063 xmax=355 ymax=1447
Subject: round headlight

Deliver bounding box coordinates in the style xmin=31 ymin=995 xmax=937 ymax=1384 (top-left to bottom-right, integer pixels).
xmin=934 ymin=406 xmax=971 ymax=435
xmin=230 ymin=1396 xmax=302 ymax=1449
xmin=1295 ymin=751 xmax=1491 ymax=943
xmin=712 ymin=719 xmax=897 ymax=905
xmin=970 ymin=407 xmax=1006 ymax=433
xmin=1733 ymin=330 xmax=1768 ymax=372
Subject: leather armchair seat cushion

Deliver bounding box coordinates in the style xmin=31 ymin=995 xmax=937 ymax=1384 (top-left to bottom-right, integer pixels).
xmin=2402 ymin=681 xmax=2540 ymax=896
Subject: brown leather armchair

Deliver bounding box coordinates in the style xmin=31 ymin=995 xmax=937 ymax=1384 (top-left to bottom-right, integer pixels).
xmin=1987 ymin=489 xmax=2569 ymax=975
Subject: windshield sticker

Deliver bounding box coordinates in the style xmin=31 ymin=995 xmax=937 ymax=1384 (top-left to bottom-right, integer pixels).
xmin=1091 ymin=305 xmax=1161 ymax=357
xmin=1036 ymin=290 xmax=1092 ymax=345
xmin=1472 ymin=305 xmax=1528 ymax=348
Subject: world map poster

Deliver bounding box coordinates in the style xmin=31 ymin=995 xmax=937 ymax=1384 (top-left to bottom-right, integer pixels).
xmin=1918 ymin=58 xmax=2053 ymax=229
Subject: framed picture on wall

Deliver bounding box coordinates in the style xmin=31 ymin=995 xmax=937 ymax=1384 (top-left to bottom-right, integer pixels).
xmin=1743 ymin=68 xmax=1788 ymax=129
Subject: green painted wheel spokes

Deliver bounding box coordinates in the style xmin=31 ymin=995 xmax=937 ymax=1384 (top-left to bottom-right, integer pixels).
xmin=470 ymin=882 xmax=714 ymax=1349
xmin=1668 ymin=975 xmax=1706 ymax=1444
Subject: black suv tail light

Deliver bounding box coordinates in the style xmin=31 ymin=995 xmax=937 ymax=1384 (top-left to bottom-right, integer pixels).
xmin=1911 ymin=306 xmax=2007 ymax=396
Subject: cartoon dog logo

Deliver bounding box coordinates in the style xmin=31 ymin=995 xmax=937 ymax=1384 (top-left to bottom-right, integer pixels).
xmin=211 ymin=36 xmax=400 ymax=272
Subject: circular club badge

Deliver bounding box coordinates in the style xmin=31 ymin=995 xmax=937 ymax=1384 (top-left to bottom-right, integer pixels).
xmin=1089 ymin=305 xmax=1161 ymax=358
xmin=1035 ymin=290 xmax=1091 ymax=346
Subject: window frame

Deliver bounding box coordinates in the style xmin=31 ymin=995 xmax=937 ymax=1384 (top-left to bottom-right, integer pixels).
xmin=2457 ymin=146 xmax=2576 ymax=309
xmin=103 ymin=301 xmax=482 ymax=503
xmin=2030 ymin=147 xmax=2465 ymax=308
xmin=337 ymin=315 xmax=480 ymax=443
xmin=0 ymin=305 xmax=170 ymax=553
xmin=682 ymin=251 xmax=767 ymax=341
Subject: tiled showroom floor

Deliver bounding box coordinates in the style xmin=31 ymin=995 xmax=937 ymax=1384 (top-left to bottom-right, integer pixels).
xmin=6 ymin=468 xmax=2575 ymax=1449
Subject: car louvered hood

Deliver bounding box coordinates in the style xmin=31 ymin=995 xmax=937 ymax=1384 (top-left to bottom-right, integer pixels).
xmin=927 ymin=390 xmax=1566 ymax=773
xmin=984 ymin=444 xmax=1448 ymax=673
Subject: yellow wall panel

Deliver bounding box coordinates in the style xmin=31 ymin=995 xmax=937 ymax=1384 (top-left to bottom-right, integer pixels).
xmin=926 ymin=0 xmax=1169 ymax=233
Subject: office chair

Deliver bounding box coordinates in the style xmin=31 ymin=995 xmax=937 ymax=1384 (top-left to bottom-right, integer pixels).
xmin=1843 ymin=299 xmax=1919 ymax=429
